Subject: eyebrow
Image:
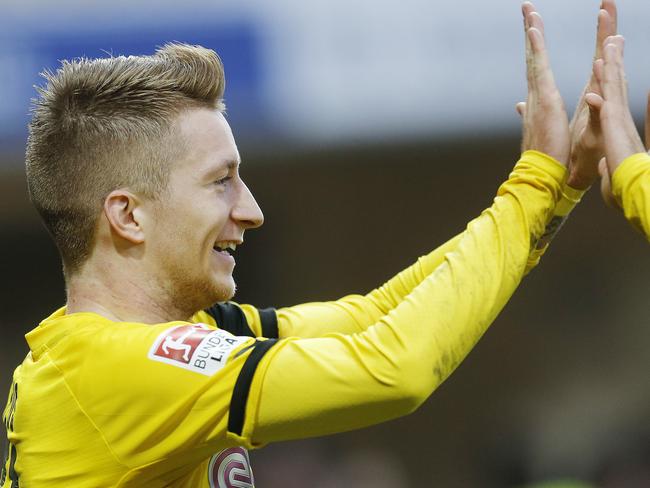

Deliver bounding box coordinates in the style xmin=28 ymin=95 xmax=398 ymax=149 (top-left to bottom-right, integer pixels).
xmin=224 ymin=159 xmax=240 ymax=171
xmin=203 ymin=159 xmax=240 ymax=180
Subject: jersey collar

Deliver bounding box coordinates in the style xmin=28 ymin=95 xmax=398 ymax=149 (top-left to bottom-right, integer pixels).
xmin=25 ymin=306 xmax=111 ymax=360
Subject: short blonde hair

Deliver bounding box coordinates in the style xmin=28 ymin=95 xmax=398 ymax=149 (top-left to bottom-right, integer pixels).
xmin=26 ymin=43 xmax=226 ymax=275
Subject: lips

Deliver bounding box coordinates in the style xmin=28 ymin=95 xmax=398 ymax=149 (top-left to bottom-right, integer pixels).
xmin=213 ymin=241 xmax=239 ymax=254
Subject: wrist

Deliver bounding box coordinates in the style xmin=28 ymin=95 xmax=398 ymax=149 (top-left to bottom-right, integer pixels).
xmin=566 ymin=171 xmax=595 ymax=191
xmin=567 ymin=148 xmax=602 ymax=190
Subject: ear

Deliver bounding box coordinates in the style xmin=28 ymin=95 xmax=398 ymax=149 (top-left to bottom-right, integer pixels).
xmin=103 ymin=190 xmax=145 ymax=244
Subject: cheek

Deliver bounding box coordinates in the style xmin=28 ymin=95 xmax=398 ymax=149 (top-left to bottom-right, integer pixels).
xmin=147 ymin=207 xmax=194 ymax=256
xmin=153 ymin=193 xmax=231 ymax=249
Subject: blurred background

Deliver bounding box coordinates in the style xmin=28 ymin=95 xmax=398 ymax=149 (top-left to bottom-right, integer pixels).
xmin=1 ymin=0 xmax=649 ymax=486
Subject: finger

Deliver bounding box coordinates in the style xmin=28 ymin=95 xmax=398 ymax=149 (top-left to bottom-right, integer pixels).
xmin=602 ymin=0 xmax=618 ymax=34
xmin=596 ymin=0 xmax=618 ymax=56
xmin=579 ymin=7 xmax=612 ymax=113
xmin=527 ymin=26 xmax=558 ymax=97
xmin=645 ymin=91 xmax=650 ymax=150
xmin=598 ymin=157 xmax=609 ymax=179
xmin=598 ymin=157 xmax=621 ymax=210
xmin=522 ymin=2 xmax=536 ymax=25
xmin=601 ymin=36 xmax=627 ymax=103
xmin=603 ymin=35 xmax=625 ymax=58
xmin=585 ymin=91 xmax=604 ymax=142
xmin=523 ymin=2 xmax=536 ymax=94
xmin=522 ymin=3 xmax=544 ymax=96
xmin=593 ymin=58 xmax=605 ymax=88
xmin=516 ymin=102 xmax=527 ymax=118
xmin=586 ymin=51 xmax=605 ymax=134
xmin=594 ymin=10 xmax=613 ymax=60
xmin=585 ymin=92 xmax=604 ymax=112
xmin=599 ymin=38 xmax=646 ymax=168
xmin=591 ymin=59 xmax=603 ymax=94
xmin=587 ymin=99 xmax=602 ymax=133
xmin=528 ymin=11 xmax=545 ymax=37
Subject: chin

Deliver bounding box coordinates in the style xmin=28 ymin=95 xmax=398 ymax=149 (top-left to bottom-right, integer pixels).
xmin=170 ymin=274 xmax=236 ymax=316
xmin=209 ymin=276 xmax=237 ymax=303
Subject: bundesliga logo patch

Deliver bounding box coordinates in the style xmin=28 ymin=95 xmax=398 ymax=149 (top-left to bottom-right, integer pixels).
xmin=148 ymin=324 xmax=248 ymax=376
xmin=208 ymin=447 xmax=254 ymax=488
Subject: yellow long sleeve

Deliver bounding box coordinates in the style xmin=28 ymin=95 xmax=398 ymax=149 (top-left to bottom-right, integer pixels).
xmin=233 ymin=151 xmax=565 ymax=446
xmin=612 ymin=152 xmax=650 ymax=241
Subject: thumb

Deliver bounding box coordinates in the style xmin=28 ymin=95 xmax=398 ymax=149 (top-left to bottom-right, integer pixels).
xmin=585 ymin=92 xmax=604 ymax=113
xmin=515 ymin=101 xmax=527 ymax=118
xmin=598 ymin=158 xmax=621 ymax=210
xmin=587 ymin=98 xmax=602 ymax=132
xmin=598 ymin=157 xmax=610 ymax=179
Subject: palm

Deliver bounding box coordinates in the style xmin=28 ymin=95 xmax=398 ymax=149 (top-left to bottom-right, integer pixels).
xmin=569 ymin=102 xmax=601 ymax=187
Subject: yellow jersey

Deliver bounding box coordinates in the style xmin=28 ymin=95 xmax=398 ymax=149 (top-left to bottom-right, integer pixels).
xmin=3 ymin=151 xmax=568 ymax=486
xmin=612 ymin=152 xmax=650 ymax=240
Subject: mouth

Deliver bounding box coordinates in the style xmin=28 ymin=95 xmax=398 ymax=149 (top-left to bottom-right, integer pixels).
xmin=212 ymin=241 xmax=239 ymax=257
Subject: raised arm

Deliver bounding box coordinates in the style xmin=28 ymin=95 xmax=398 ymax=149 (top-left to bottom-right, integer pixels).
xmin=517 ymin=0 xmax=618 ymax=270
xmin=272 ymin=3 xmax=578 ymax=340
xmin=248 ymin=158 xmax=565 ymax=444
xmin=232 ymin=2 xmax=571 ymax=445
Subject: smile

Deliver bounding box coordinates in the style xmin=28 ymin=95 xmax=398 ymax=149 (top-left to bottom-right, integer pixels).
xmin=213 ymin=241 xmax=238 ymax=254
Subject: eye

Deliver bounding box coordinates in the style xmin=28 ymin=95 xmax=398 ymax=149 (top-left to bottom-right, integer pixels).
xmin=214 ymin=175 xmax=232 ymax=186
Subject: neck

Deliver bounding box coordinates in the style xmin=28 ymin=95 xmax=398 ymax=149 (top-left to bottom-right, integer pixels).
xmin=66 ymin=261 xmax=193 ymax=324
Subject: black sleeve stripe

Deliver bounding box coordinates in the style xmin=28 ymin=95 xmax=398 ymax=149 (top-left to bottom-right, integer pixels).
xmin=258 ymin=308 xmax=279 ymax=338
xmin=205 ymin=302 xmax=256 ymax=337
xmin=228 ymin=339 xmax=278 ymax=436
xmin=8 ymin=443 xmax=18 ymax=487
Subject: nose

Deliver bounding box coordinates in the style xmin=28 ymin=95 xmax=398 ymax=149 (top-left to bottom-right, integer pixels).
xmin=232 ymin=179 xmax=264 ymax=229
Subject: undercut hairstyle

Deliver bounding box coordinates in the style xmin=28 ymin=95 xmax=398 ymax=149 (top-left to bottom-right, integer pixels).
xmin=26 ymin=43 xmax=226 ymax=276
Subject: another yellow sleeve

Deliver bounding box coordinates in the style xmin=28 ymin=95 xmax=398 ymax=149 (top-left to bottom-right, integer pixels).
xmin=612 ymin=152 xmax=650 ymax=240
xmin=232 ymin=151 xmax=565 ymax=445
xmin=525 ymin=180 xmax=585 ymax=271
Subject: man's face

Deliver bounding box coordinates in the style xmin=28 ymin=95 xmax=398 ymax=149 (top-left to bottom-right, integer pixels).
xmin=144 ymin=108 xmax=263 ymax=313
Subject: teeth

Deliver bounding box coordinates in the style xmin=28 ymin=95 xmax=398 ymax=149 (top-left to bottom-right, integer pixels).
xmin=214 ymin=241 xmax=238 ymax=252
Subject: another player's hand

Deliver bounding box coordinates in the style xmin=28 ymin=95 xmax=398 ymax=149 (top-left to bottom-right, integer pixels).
xmin=586 ymin=36 xmax=645 ymax=171
xmin=586 ymin=36 xmax=646 ymax=207
xmin=567 ymin=0 xmax=617 ymax=190
xmin=516 ymin=2 xmax=570 ymax=167
xmin=596 ymin=91 xmax=650 ymax=209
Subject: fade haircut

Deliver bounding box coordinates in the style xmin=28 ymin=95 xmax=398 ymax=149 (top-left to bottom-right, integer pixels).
xmin=26 ymin=43 xmax=226 ymax=276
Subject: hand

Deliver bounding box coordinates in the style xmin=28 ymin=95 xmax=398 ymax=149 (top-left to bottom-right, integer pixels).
xmin=567 ymin=0 xmax=618 ymax=190
xmin=596 ymin=91 xmax=650 ymax=209
xmin=516 ymin=2 xmax=570 ymax=166
xmin=586 ymin=36 xmax=645 ymax=172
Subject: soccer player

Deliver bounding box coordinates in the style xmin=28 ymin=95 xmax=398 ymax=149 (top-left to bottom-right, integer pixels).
xmin=584 ymin=32 xmax=650 ymax=239
xmin=2 ymin=4 xmax=584 ymax=487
